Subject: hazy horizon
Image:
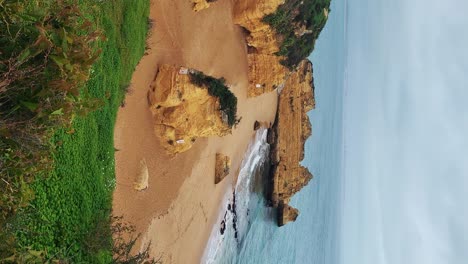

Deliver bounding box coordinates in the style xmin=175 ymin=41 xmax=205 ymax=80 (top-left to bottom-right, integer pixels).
xmin=341 ymin=0 xmax=468 ymax=263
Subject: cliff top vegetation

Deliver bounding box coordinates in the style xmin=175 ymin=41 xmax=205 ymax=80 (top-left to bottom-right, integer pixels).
xmin=189 ymin=71 xmax=238 ymax=127
xmin=263 ymin=0 xmax=331 ymax=69
xmin=0 ymin=0 xmax=154 ymax=262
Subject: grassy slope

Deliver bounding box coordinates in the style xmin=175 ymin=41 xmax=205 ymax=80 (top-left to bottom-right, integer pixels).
xmin=13 ymin=1 xmax=149 ymax=262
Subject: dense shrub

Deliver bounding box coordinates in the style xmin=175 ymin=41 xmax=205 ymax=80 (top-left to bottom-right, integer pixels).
xmin=0 ymin=0 xmax=102 ymax=227
xmin=189 ymin=71 xmax=238 ymax=127
xmin=263 ymin=0 xmax=331 ymax=69
xmin=1 ymin=0 xmax=152 ymax=262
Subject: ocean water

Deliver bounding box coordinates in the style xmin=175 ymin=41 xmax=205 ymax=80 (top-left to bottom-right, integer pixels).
xmin=202 ymin=0 xmax=347 ymax=262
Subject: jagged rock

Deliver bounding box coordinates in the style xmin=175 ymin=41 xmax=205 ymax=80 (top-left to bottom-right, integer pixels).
xmin=134 ymin=159 xmax=149 ymax=191
xmin=277 ymin=201 xmax=299 ymax=226
xmin=233 ymin=0 xmax=284 ymax=54
xmin=269 ymin=60 xmax=315 ymax=225
xmin=192 ymin=0 xmax=210 ymax=12
xmin=215 ymin=153 xmax=231 ymax=184
xmin=271 ymin=60 xmax=315 ymax=205
xmin=148 ymin=65 xmax=231 ymax=154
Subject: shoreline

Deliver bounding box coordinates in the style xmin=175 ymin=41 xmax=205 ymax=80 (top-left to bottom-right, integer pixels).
xmin=112 ymin=0 xmax=278 ymax=262
xmin=201 ymin=127 xmax=272 ymax=263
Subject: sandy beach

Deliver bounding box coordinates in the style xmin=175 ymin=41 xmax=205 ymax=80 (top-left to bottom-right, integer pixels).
xmin=112 ymin=0 xmax=278 ymax=263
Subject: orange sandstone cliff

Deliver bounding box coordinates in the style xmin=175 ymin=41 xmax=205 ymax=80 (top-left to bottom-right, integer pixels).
xmin=268 ymin=60 xmax=315 ymax=226
xmin=232 ymin=0 xmax=289 ymax=97
xmin=233 ymin=0 xmax=283 ymax=54
xmin=147 ymin=65 xmax=231 ymax=154
xmin=246 ymin=54 xmax=288 ymax=97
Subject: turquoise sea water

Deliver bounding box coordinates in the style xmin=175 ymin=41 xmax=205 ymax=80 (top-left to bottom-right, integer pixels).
xmin=203 ymin=0 xmax=347 ymax=263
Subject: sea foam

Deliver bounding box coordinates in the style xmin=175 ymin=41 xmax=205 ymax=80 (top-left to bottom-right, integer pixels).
xmin=201 ymin=128 xmax=270 ymax=264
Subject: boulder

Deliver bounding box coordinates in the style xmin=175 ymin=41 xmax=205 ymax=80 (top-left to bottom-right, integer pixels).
xmin=215 ymin=153 xmax=231 ymax=184
xmin=192 ymin=0 xmax=210 ymax=12
xmin=134 ymin=159 xmax=149 ymax=191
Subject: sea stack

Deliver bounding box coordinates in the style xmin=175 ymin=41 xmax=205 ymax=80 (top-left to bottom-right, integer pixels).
xmin=277 ymin=201 xmax=299 ymax=226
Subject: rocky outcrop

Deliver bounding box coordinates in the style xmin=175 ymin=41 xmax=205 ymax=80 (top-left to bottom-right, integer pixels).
xmin=148 ymin=65 xmax=231 ymax=154
xmin=192 ymin=0 xmax=211 ymax=12
xmin=277 ymin=201 xmax=299 ymax=226
xmin=232 ymin=0 xmax=289 ymax=97
xmin=233 ymin=0 xmax=284 ymax=54
xmin=215 ymin=153 xmax=231 ymax=184
xmin=247 ymin=54 xmax=288 ymax=97
xmin=269 ymin=59 xmax=315 ymax=226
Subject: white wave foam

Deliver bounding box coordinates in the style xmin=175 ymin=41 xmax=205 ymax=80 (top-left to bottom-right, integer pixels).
xmin=201 ymin=128 xmax=270 ymax=264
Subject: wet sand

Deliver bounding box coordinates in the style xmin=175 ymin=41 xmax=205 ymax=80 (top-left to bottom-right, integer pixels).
xmin=112 ymin=0 xmax=278 ymax=263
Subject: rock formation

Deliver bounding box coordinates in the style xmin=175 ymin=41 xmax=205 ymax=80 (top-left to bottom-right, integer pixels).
xmin=192 ymin=0 xmax=211 ymax=12
xmin=246 ymin=54 xmax=288 ymax=97
xmin=277 ymin=201 xmax=299 ymax=226
xmin=214 ymin=153 xmax=231 ymax=184
xmin=269 ymin=59 xmax=315 ymax=226
xmin=134 ymin=159 xmax=149 ymax=191
xmin=148 ymin=65 xmax=231 ymax=154
xmin=231 ymin=1 xmax=318 ymax=225
xmin=232 ymin=0 xmax=290 ymax=97
xmin=233 ymin=0 xmax=284 ymax=54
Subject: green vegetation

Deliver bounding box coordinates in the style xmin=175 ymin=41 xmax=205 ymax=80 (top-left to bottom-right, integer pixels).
xmin=263 ymin=0 xmax=331 ymax=69
xmin=0 ymin=0 xmax=155 ymax=262
xmin=189 ymin=71 xmax=238 ymax=127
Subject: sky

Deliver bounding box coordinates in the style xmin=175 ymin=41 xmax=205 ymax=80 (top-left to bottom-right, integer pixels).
xmin=341 ymin=0 xmax=468 ymax=263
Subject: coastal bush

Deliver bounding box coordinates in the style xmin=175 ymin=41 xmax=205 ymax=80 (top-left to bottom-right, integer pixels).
xmin=263 ymin=0 xmax=331 ymax=69
xmin=0 ymin=0 xmax=151 ymax=262
xmin=189 ymin=71 xmax=238 ymax=127
xmin=0 ymin=0 xmax=102 ymax=223
xmin=111 ymin=216 xmax=162 ymax=264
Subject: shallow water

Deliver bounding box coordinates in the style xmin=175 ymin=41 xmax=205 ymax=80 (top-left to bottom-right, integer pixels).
xmin=202 ymin=128 xmax=272 ymax=264
xmin=203 ymin=0 xmax=347 ymax=262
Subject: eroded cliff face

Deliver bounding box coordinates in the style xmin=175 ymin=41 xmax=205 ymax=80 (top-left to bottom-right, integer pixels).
xmin=247 ymin=54 xmax=288 ymax=97
xmin=215 ymin=153 xmax=231 ymax=184
xmin=148 ymin=65 xmax=231 ymax=154
xmin=269 ymin=60 xmax=315 ymax=225
xmin=233 ymin=0 xmax=284 ymax=54
xmin=232 ymin=0 xmax=290 ymax=97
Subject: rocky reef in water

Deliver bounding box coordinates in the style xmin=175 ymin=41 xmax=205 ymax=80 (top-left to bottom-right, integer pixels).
xmin=147 ymin=64 xmax=232 ymax=154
